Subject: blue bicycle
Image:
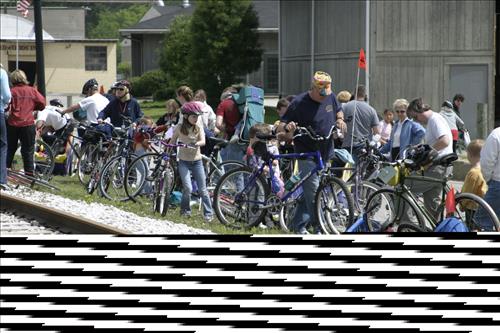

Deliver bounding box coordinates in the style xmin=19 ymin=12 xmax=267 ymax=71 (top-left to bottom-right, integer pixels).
xmin=212 ymin=126 xmax=355 ymax=232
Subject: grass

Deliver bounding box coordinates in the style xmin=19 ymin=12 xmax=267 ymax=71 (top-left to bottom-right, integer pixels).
xmin=38 ymin=175 xmax=283 ymax=235
xmin=141 ymin=101 xmax=280 ymax=126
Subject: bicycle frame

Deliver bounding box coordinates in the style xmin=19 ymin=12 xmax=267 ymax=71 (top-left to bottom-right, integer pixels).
xmin=235 ymin=150 xmax=324 ymax=209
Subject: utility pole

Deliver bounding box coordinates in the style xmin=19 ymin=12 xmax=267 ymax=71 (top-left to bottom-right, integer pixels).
xmin=34 ymin=0 xmax=46 ymax=96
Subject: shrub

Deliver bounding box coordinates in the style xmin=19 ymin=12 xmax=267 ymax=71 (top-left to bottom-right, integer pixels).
xmin=129 ymin=70 xmax=168 ymax=97
xmin=153 ymin=87 xmax=176 ymax=101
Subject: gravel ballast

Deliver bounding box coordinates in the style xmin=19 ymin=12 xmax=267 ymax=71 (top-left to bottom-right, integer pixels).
xmin=3 ymin=187 xmax=213 ymax=234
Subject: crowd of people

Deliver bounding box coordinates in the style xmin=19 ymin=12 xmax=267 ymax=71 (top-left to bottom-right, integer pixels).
xmin=0 ymin=64 xmax=499 ymax=232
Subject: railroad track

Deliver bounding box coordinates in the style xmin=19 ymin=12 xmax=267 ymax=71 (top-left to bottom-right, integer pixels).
xmin=0 ymin=193 xmax=128 ymax=234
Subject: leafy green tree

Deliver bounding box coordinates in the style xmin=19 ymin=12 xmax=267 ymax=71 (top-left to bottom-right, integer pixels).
xmin=87 ymin=4 xmax=148 ymax=63
xmin=189 ymin=0 xmax=263 ymax=106
xmin=158 ymin=15 xmax=193 ymax=90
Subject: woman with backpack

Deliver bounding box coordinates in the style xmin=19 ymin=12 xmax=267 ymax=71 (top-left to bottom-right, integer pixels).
xmin=170 ymin=102 xmax=213 ymax=222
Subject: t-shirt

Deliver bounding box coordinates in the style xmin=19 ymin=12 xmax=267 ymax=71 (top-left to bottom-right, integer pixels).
xmin=393 ymin=120 xmax=403 ymax=148
xmin=341 ymin=100 xmax=379 ymax=148
xmin=379 ymin=120 xmax=392 ymax=142
xmin=79 ymin=93 xmax=110 ymax=123
xmin=461 ymin=166 xmax=487 ymax=210
xmin=171 ymin=124 xmax=204 ymax=161
xmin=281 ymin=92 xmax=340 ymax=160
xmin=216 ymin=98 xmax=241 ymax=139
xmin=425 ymin=112 xmax=453 ymax=157
xmin=37 ymin=106 xmax=67 ymax=131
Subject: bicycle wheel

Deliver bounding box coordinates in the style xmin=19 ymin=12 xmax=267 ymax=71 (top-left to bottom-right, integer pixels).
xmin=77 ymin=143 xmax=97 ymax=186
xmin=207 ymin=160 xmax=245 ymax=193
xmin=34 ymin=139 xmax=55 ymax=181
xmin=347 ymin=180 xmax=381 ymax=216
xmin=87 ymin=157 xmax=104 ymax=194
xmin=99 ymin=154 xmax=137 ymax=201
xmin=279 ymin=199 xmax=299 ymax=232
xmin=213 ymin=166 xmax=269 ymax=229
xmin=154 ymin=167 xmax=174 ymax=216
xmin=125 ymin=153 xmax=172 ymax=213
xmin=454 ymin=193 xmax=500 ymax=231
xmin=364 ymin=188 xmax=425 ymax=232
xmin=315 ymin=176 xmax=355 ymax=234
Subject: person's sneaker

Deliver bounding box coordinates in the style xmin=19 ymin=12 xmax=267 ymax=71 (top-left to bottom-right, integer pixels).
xmin=203 ymin=216 xmax=213 ymax=223
xmin=296 ymin=228 xmax=309 ymax=235
xmin=180 ymin=211 xmax=191 ymax=218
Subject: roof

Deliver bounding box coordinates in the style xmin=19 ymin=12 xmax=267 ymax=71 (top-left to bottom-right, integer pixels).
xmin=0 ymin=14 xmax=54 ymax=40
xmin=120 ymin=0 xmax=277 ymax=34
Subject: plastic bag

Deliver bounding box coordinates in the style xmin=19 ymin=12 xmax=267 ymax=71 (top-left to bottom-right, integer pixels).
xmin=463 ymin=130 xmax=471 ymax=146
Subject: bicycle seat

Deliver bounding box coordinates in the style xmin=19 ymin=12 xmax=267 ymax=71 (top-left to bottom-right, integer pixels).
xmin=433 ymin=153 xmax=458 ymax=167
xmin=209 ymin=137 xmax=229 ymax=148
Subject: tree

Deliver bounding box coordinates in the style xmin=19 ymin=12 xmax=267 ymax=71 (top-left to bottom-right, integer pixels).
xmin=87 ymin=4 xmax=148 ymax=63
xmin=158 ymin=15 xmax=193 ymax=90
xmin=189 ymin=0 xmax=263 ymax=106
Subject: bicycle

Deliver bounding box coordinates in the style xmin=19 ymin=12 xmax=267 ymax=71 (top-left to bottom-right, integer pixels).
xmin=212 ymin=126 xmax=354 ymax=232
xmin=364 ymin=145 xmax=500 ymax=232
xmin=124 ymin=140 xmax=193 ymax=216
xmin=7 ymin=161 xmax=59 ymax=191
xmin=99 ymin=126 xmax=137 ymax=201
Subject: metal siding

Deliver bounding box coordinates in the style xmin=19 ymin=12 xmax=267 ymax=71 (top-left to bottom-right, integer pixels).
xmin=280 ymin=0 xmax=495 ymax=116
xmin=281 ymin=0 xmax=311 ymax=57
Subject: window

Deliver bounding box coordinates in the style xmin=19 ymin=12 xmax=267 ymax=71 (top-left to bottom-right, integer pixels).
xmin=264 ymin=55 xmax=278 ymax=93
xmin=85 ymin=46 xmax=107 ymax=71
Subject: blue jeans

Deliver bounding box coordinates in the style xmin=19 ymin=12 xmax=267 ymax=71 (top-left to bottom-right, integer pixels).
xmin=476 ymin=180 xmax=500 ymax=230
xmin=178 ymin=159 xmax=213 ymax=218
xmin=291 ymin=159 xmax=320 ymax=233
xmin=221 ymin=142 xmax=245 ymax=164
xmin=0 ymin=112 xmax=7 ymax=184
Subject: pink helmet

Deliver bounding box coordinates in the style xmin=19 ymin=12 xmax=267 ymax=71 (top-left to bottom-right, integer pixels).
xmin=181 ymin=101 xmax=203 ymax=116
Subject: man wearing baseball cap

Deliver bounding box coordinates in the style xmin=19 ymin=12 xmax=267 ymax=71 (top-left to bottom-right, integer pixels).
xmin=276 ymin=71 xmax=345 ymax=234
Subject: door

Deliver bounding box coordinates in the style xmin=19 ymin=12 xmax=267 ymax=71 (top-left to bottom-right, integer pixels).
xmin=8 ymin=61 xmax=37 ymax=86
xmin=449 ymin=65 xmax=488 ymax=139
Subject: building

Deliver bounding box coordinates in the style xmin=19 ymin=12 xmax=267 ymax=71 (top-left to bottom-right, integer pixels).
xmin=0 ymin=7 xmax=116 ymax=99
xmin=279 ymin=0 xmax=498 ymax=139
xmin=120 ymin=0 xmax=279 ymax=94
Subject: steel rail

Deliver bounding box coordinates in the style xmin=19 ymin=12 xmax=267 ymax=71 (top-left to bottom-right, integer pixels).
xmin=0 ymin=193 xmax=128 ymax=234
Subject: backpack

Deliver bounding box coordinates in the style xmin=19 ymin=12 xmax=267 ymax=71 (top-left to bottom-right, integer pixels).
xmin=232 ymin=85 xmax=265 ymax=143
xmin=434 ymin=217 xmax=469 ymax=232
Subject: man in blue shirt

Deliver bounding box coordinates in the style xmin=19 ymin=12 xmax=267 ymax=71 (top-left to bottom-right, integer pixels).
xmin=277 ymin=71 xmax=345 ymax=234
xmin=98 ymin=80 xmax=143 ymax=128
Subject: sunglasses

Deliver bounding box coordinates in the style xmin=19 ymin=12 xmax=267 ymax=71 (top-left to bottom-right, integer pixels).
xmin=116 ymin=87 xmax=126 ymax=91
xmin=395 ymin=110 xmax=406 ymax=113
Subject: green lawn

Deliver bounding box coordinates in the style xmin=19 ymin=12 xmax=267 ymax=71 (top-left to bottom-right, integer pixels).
xmin=141 ymin=101 xmax=279 ymax=125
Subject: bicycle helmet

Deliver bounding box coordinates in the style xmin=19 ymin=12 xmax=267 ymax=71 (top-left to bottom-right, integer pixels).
xmin=49 ymin=98 xmax=64 ymax=107
xmin=116 ymin=80 xmax=131 ymax=91
xmin=81 ymin=78 xmax=98 ymax=94
xmin=404 ymin=144 xmax=438 ymax=169
xmin=181 ymin=101 xmax=203 ymax=116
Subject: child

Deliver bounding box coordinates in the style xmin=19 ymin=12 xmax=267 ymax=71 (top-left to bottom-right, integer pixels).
xmin=170 ymin=102 xmax=213 ymax=221
xmin=156 ymin=99 xmax=180 ymax=127
xmin=246 ymin=123 xmax=285 ymax=198
xmin=378 ymin=108 xmax=394 ymax=145
xmin=461 ymin=139 xmax=487 ymax=210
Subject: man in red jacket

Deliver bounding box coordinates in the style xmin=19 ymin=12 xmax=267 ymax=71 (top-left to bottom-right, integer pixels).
xmin=6 ymin=70 xmax=45 ymax=176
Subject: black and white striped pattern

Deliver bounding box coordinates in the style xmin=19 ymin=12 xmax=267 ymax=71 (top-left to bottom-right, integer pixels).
xmin=2 ymin=234 xmax=499 ymax=332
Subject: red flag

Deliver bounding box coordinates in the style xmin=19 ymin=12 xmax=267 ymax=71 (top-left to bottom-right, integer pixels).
xmin=445 ymin=185 xmax=456 ymax=217
xmin=16 ymin=0 xmax=31 ymax=18
xmin=358 ymin=48 xmax=366 ymax=70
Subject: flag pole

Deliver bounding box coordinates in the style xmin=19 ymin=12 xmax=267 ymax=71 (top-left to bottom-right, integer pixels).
xmin=350 ymin=66 xmax=360 ymax=156
xmin=16 ymin=11 xmax=19 ymax=69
